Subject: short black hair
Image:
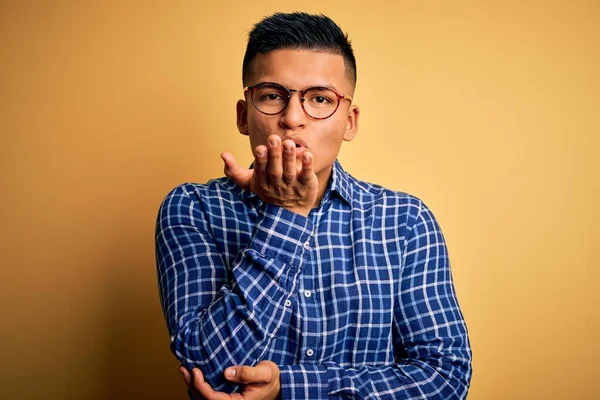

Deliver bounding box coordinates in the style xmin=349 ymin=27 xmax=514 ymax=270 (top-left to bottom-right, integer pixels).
xmin=242 ymin=12 xmax=357 ymax=87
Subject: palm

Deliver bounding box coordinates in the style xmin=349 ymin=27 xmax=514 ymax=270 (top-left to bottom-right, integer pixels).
xmin=221 ymin=138 xmax=318 ymax=218
xmin=181 ymin=361 xmax=280 ymax=400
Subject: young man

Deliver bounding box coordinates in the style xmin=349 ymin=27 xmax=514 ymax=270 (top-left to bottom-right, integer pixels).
xmin=156 ymin=12 xmax=472 ymax=399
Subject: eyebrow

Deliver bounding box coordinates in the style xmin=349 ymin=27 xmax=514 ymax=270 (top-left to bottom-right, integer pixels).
xmin=254 ymin=81 xmax=341 ymax=92
xmin=313 ymin=84 xmax=340 ymax=92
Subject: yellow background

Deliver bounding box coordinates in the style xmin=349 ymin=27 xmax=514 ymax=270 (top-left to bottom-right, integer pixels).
xmin=1 ymin=1 xmax=598 ymax=399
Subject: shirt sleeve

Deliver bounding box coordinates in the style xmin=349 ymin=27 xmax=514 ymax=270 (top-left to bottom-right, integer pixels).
xmin=278 ymin=200 xmax=472 ymax=399
xmin=155 ymin=185 xmax=313 ymax=392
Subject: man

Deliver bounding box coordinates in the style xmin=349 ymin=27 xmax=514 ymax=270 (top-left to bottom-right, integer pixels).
xmin=156 ymin=12 xmax=472 ymax=399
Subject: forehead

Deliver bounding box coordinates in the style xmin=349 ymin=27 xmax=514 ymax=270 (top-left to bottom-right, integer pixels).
xmin=249 ymin=49 xmax=351 ymax=93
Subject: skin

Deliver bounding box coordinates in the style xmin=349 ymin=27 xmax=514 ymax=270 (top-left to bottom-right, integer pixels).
xmin=180 ymin=362 xmax=280 ymax=400
xmin=181 ymin=48 xmax=360 ymax=398
xmin=224 ymin=48 xmax=360 ymax=216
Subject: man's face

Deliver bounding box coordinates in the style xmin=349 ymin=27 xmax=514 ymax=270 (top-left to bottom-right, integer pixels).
xmin=237 ymin=49 xmax=359 ymax=184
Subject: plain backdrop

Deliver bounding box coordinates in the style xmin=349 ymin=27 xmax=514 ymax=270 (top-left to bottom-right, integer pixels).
xmin=1 ymin=1 xmax=598 ymax=399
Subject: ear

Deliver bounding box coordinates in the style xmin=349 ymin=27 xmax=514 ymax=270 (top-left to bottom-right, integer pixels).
xmin=236 ymin=99 xmax=249 ymax=136
xmin=343 ymin=104 xmax=359 ymax=142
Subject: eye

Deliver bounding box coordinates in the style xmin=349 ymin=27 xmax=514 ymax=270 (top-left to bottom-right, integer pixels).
xmin=264 ymin=93 xmax=283 ymax=101
xmin=306 ymin=92 xmax=335 ymax=105
xmin=255 ymin=87 xmax=287 ymax=102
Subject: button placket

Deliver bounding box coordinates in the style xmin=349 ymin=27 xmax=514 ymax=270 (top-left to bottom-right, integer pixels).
xmin=299 ymin=231 xmax=319 ymax=363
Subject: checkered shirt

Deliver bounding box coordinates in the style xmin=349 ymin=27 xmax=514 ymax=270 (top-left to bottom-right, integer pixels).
xmin=155 ymin=161 xmax=472 ymax=399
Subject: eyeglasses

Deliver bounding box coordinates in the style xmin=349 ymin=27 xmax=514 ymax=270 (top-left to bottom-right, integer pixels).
xmin=244 ymin=82 xmax=352 ymax=120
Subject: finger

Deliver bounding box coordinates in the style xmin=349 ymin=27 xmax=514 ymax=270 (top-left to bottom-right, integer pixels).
xmin=179 ymin=365 xmax=192 ymax=388
xmin=192 ymin=369 xmax=231 ymax=400
xmin=266 ymin=135 xmax=282 ymax=186
xmin=298 ymin=151 xmax=315 ymax=185
xmin=253 ymin=145 xmax=268 ymax=178
xmin=224 ymin=364 xmax=273 ymax=385
xmin=281 ymin=140 xmax=297 ymax=185
xmin=221 ymin=152 xmax=252 ymax=189
xmin=192 ymin=367 xmax=206 ymax=383
xmin=187 ymin=368 xmax=209 ymax=400
xmin=296 ymin=152 xmax=303 ymax=174
xmin=221 ymin=152 xmax=238 ymax=175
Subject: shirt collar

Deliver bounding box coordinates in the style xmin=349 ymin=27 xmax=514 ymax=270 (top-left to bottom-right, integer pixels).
xmin=235 ymin=159 xmax=353 ymax=205
xmin=328 ymin=159 xmax=353 ymax=204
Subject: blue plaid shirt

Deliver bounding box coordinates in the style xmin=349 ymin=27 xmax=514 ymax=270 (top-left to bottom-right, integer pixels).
xmin=155 ymin=160 xmax=472 ymax=399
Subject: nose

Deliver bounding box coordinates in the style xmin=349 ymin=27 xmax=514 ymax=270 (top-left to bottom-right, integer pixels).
xmin=279 ymin=92 xmax=307 ymax=130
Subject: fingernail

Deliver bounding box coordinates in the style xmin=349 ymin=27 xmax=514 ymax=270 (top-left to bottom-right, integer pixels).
xmin=303 ymin=153 xmax=310 ymax=162
xmin=256 ymin=149 xmax=265 ymax=157
xmin=269 ymin=138 xmax=278 ymax=147
xmin=225 ymin=368 xmax=236 ymax=378
xmin=284 ymin=143 xmax=293 ymax=152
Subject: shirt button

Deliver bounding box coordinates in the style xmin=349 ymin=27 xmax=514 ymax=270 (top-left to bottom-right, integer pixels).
xmin=285 ymin=299 xmax=292 ymax=307
xmin=304 ymin=290 xmax=312 ymax=298
xmin=306 ymin=348 xmax=314 ymax=357
xmin=303 ymin=241 xmax=311 ymax=250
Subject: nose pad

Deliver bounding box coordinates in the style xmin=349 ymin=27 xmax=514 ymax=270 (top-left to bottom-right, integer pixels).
xmin=280 ymin=92 xmax=307 ymax=125
xmin=285 ymin=92 xmax=302 ymax=111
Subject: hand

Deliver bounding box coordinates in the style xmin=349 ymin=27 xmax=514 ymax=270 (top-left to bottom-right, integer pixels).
xmin=221 ymin=135 xmax=318 ymax=217
xmin=179 ymin=361 xmax=281 ymax=400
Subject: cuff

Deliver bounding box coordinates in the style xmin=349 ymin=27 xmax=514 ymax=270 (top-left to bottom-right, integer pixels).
xmin=249 ymin=203 xmax=314 ymax=269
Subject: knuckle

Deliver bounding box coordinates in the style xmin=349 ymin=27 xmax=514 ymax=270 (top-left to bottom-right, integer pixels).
xmin=238 ymin=367 xmax=251 ymax=381
xmin=269 ymin=171 xmax=280 ymax=180
xmin=282 ymin=172 xmax=295 ymax=182
xmin=298 ymin=173 xmax=309 ymax=183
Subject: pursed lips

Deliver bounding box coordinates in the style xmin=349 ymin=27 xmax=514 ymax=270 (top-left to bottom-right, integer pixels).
xmin=283 ymin=136 xmax=308 ymax=155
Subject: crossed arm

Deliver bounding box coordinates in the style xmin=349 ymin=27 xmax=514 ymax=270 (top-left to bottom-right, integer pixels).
xmin=156 ymin=136 xmax=472 ymax=399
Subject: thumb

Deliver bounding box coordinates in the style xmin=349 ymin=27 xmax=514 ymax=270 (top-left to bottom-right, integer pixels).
xmin=221 ymin=152 xmax=252 ymax=189
xmin=224 ymin=364 xmax=273 ymax=385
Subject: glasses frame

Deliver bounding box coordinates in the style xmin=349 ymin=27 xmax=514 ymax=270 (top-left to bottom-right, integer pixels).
xmin=244 ymin=82 xmax=352 ymax=120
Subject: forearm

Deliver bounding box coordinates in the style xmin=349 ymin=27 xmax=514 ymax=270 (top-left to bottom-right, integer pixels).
xmin=156 ymin=186 xmax=313 ymax=390
xmin=278 ymin=200 xmax=472 ymax=399
xmin=170 ymin=241 xmax=304 ymax=381
xmin=279 ymin=357 xmax=471 ymax=400
xmin=171 ymin=255 xmax=300 ymax=374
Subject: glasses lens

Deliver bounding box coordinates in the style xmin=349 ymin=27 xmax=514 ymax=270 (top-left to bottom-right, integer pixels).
xmin=303 ymin=87 xmax=339 ymax=119
xmin=252 ymin=84 xmax=289 ymax=115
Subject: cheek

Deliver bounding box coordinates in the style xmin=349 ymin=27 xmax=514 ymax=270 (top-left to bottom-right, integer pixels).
xmin=324 ymin=122 xmax=348 ymax=156
xmin=247 ymin=115 xmax=273 ymax=147
xmin=321 ymin=119 xmax=347 ymax=144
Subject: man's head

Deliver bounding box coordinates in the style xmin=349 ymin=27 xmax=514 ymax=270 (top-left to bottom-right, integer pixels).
xmin=242 ymin=12 xmax=357 ymax=88
xmin=236 ymin=12 xmax=360 ymax=186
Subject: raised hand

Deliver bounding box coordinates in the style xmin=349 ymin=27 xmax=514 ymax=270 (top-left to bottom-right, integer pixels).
xmin=221 ymin=135 xmax=318 ymax=217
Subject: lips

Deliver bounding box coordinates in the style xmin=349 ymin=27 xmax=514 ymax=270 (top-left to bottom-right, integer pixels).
xmin=283 ymin=136 xmax=308 ymax=149
xmin=278 ymin=136 xmax=308 ymax=157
